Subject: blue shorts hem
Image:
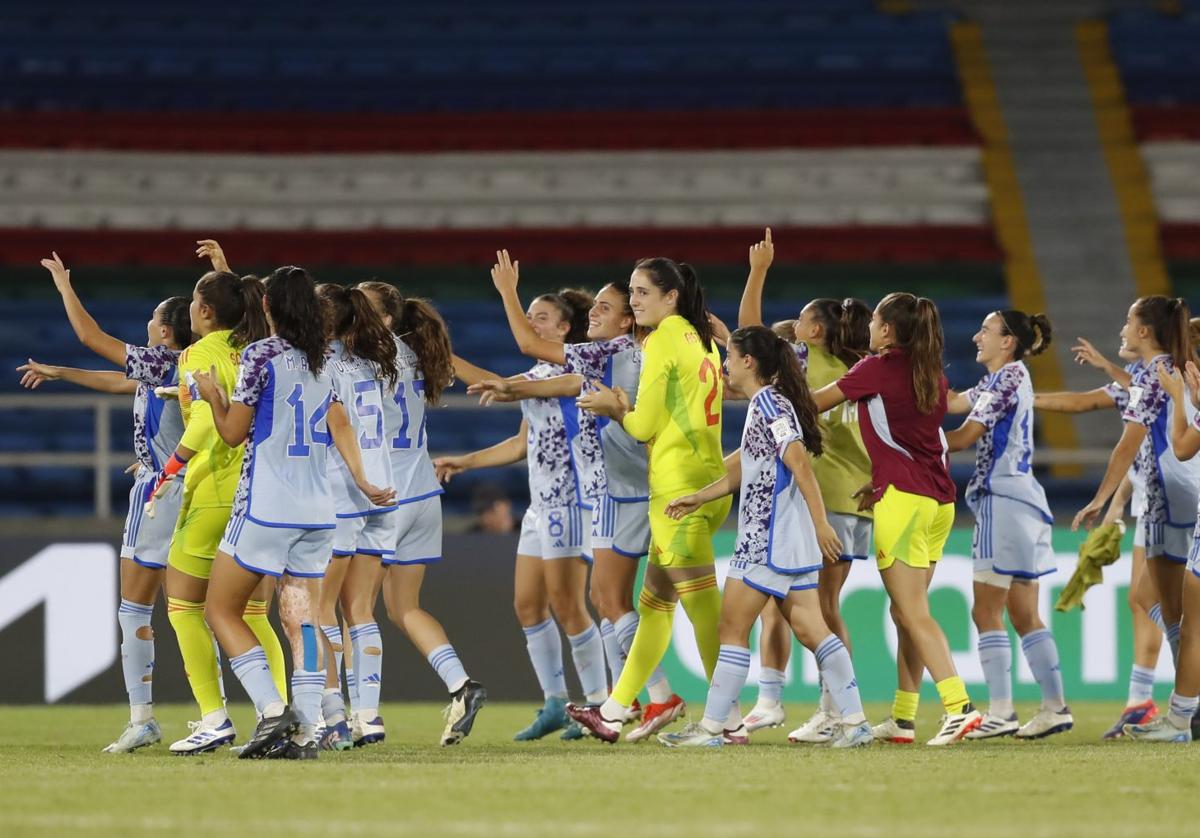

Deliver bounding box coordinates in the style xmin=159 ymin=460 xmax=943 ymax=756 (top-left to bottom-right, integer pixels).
xmin=990 ymin=567 xmax=1055 ymax=579
xmin=129 ymin=556 xmax=167 ymax=570
xmin=331 ymin=550 xmax=355 ymax=558
xmin=336 ymin=506 xmax=399 ymax=519
xmin=283 ymin=569 xmax=325 ymax=578
xmin=736 ymin=576 xmax=788 ymax=600
xmin=838 ymin=554 xmax=869 ymax=562
xmin=356 ymin=548 xmax=394 ymax=558
xmin=611 ymin=545 xmax=647 ymax=559
xmin=233 ymin=553 xmax=282 ymax=578
xmin=382 ymin=556 xmax=442 ymax=566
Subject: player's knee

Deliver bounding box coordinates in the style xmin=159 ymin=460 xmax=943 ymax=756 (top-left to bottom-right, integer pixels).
xmin=513 ymin=597 xmax=546 ymax=626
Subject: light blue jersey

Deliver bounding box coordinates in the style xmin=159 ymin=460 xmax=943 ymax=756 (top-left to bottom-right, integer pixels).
xmin=125 ymin=343 xmax=184 ymax=473
xmin=231 ymin=337 xmax=336 ymax=529
xmin=383 ymin=336 xmax=442 ymax=504
xmin=520 ymin=361 xmax=578 ymax=511
xmin=964 ymin=361 xmax=1052 ymax=521
xmin=326 ymin=339 xmax=396 ymax=516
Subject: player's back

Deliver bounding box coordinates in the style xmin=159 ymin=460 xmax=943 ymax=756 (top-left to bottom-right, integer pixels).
xmin=382 ymin=336 xmax=441 ymax=502
xmin=326 ymin=339 xmax=394 ymax=514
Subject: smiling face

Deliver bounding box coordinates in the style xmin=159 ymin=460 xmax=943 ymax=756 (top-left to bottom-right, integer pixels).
xmin=724 ymin=342 xmax=759 ymax=394
xmin=587 ymin=284 xmax=635 ymax=341
xmin=526 ymin=298 xmax=569 ymax=343
xmin=973 ymin=312 xmax=1015 ymax=369
xmin=1119 ymin=302 xmax=1157 ymax=358
xmin=629 ymin=270 xmax=677 ymax=329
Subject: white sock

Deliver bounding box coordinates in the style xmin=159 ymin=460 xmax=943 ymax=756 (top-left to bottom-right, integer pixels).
xmin=757 ymin=667 xmax=785 ymax=706
xmin=815 ymin=635 xmax=865 ymax=725
xmin=701 ymin=645 xmax=750 ymax=732
xmin=600 ymin=619 xmax=624 ymax=686
xmin=349 ymin=622 xmax=383 ymax=717
xmin=1127 ymin=664 xmax=1156 ymax=706
xmin=978 ymin=630 xmax=1014 ymax=718
xmin=522 ymin=618 xmax=567 ymax=699
xmin=1167 ymin=691 xmax=1199 ymax=729
xmin=567 ymin=623 xmax=608 ymax=703
xmin=1020 ymin=629 xmax=1066 ymax=712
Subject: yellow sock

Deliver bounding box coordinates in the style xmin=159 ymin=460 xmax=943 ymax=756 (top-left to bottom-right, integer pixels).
xmin=935 ymin=676 xmax=971 ymax=715
xmin=892 ymin=690 xmax=920 ymax=723
xmin=243 ymin=599 xmax=288 ymax=700
xmin=167 ymin=597 xmax=224 ymax=716
xmin=612 ymin=589 xmax=676 ymax=706
xmin=674 ymin=573 xmax=721 ymax=680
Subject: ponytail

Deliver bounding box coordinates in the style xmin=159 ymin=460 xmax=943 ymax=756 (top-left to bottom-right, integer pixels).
xmin=317 ymin=283 xmax=400 ymax=388
xmin=263 ymin=267 xmax=326 ymax=373
xmin=195 ymin=270 xmax=269 ymax=350
xmin=633 ymin=257 xmax=715 ymax=351
xmin=158 ymin=295 xmax=195 ymax=349
xmin=997 ymin=309 xmax=1053 ymax=361
xmin=1134 ymin=295 xmax=1192 ymax=371
xmin=535 ymin=288 xmax=593 ymax=344
xmin=877 ymin=292 xmax=945 ymax=414
xmin=355 ymin=280 xmax=455 ymax=406
xmin=729 ymin=326 xmax=822 ymax=457
xmin=807 ymin=297 xmax=871 ymax=367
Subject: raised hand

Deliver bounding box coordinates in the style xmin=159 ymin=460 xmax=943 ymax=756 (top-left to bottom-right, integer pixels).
xmin=748 ymin=227 xmax=774 ymax=272
xmin=16 ymin=358 xmax=60 ymax=389
xmin=1185 ymin=361 xmax=1200 ymax=409
xmin=196 ymin=239 xmax=230 ymax=273
xmin=467 ymin=378 xmax=514 ymax=406
xmin=40 ymin=251 xmax=71 ymax=291
xmin=708 ymin=312 xmax=731 ymax=346
xmin=491 ymin=249 xmax=519 ymax=295
xmin=1157 ymin=362 xmax=1185 ymax=402
xmin=1071 ymin=337 xmax=1111 ymax=371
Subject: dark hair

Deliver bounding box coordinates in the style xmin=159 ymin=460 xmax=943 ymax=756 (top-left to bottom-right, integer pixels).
xmin=877 ymin=292 xmax=945 ymax=414
xmin=632 ymin=257 xmax=714 ymax=351
xmin=730 ymin=326 xmax=823 ymax=457
xmin=604 ymin=279 xmax=651 ymax=341
xmin=1133 ymin=296 xmax=1192 ymax=370
xmin=533 ymin=288 xmax=593 ymax=344
xmin=805 ymin=298 xmax=871 ymax=367
xmin=263 ymin=267 xmax=327 ymax=374
xmin=317 ymin=283 xmax=400 ymax=388
xmin=356 ymin=280 xmax=454 ymax=407
xmin=195 ymin=270 xmax=270 ymax=350
xmin=1190 ymin=317 xmax=1200 ymax=360
xmin=997 ymin=310 xmax=1052 ymax=361
xmin=157 ymin=296 xmax=194 ymax=349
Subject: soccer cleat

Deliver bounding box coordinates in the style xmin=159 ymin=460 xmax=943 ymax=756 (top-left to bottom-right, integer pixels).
xmin=352 ymin=714 xmax=386 ymax=747
xmin=268 ymin=738 xmax=319 ymax=760
xmin=565 ymin=702 xmax=622 ymax=744
xmin=239 ymin=707 xmax=300 ymax=760
xmin=1123 ymin=716 xmax=1192 ymax=743
xmin=788 ymin=709 xmax=837 ymax=744
xmin=513 ymin=696 xmax=569 ymax=741
xmin=870 ymin=717 xmax=915 ymax=744
xmin=1015 ymin=707 xmax=1074 ymax=740
xmin=657 ymin=722 xmax=723 ymax=748
xmin=1102 ymin=700 xmax=1157 ymax=740
xmin=722 ymin=724 xmax=750 ymax=745
xmin=560 ymin=722 xmax=587 ymax=740
xmin=622 ymin=699 xmax=643 ymax=725
xmin=169 ymin=718 xmax=237 ymax=755
xmin=926 ymin=706 xmax=982 ymax=746
xmin=103 ymin=719 xmax=162 ymax=753
xmin=624 ymin=694 xmax=687 ymax=743
xmin=965 ymin=712 xmax=1019 ymax=740
xmin=441 ymin=680 xmax=488 ymax=746
xmin=744 ymin=701 xmax=786 ymax=732
xmin=319 ymin=719 xmax=354 ymax=751
xmin=829 ymin=721 xmax=874 ymax=750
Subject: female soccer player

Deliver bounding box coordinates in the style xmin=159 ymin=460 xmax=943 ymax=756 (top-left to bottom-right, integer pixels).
xmin=656 ymin=326 xmax=872 ymax=748
xmin=436 ymin=287 xmax=606 ymax=741
xmin=733 ymin=230 xmax=874 ymax=740
xmin=196 ymin=266 xmax=393 ymax=759
xmin=467 ymin=250 xmax=683 ymax=740
xmin=1124 ymin=361 xmax=1200 ymax=741
xmin=1034 ymin=344 xmax=1166 ymax=738
xmin=356 ymin=280 xmax=488 ymax=747
xmin=943 ymin=310 xmax=1073 ymax=740
xmin=568 ymin=257 xmax=732 ymax=744
xmin=808 ymin=292 xmax=981 ymax=746
xmin=1071 ymin=297 xmax=1198 ymax=680
xmin=309 ymin=282 xmax=402 ymax=750
xmin=22 ymin=254 xmax=194 ymax=752
xmin=149 ymin=257 xmax=289 ymax=755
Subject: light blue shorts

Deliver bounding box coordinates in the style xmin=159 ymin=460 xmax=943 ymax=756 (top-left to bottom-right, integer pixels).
xmin=727 ymin=557 xmax=818 ymax=600
xmin=590 ymin=494 xmax=650 ymax=559
xmin=333 ymin=509 xmax=399 ymax=558
xmin=383 ymin=495 xmax=443 ymax=566
xmin=220 ymin=514 xmax=333 ymax=578
xmin=120 ymin=469 xmax=183 ymax=570
xmin=972 ymin=494 xmax=1054 ymax=583
xmin=518 ymin=504 xmax=587 ymax=561
xmin=829 ymin=512 xmax=871 ymax=562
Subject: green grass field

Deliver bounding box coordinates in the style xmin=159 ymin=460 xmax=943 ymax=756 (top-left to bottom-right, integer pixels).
xmin=2 ymin=702 xmax=1198 ymax=837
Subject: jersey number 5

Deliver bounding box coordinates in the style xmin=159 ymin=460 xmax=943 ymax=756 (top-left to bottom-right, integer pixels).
xmin=698 ymin=357 xmax=720 ymax=427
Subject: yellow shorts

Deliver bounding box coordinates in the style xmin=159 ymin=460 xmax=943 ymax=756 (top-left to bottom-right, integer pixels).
xmin=168 ymin=503 xmax=233 ymax=580
xmin=873 ymin=486 xmax=954 ymax=571
xmin=648 ymin=494 xmax=732 ymax=569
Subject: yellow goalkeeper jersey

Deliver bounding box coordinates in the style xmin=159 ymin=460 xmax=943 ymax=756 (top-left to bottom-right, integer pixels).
xmin=177 ymin=329 xmax=245 ymax=509
xmin=621 ymin=314 xmax=726 ymax=499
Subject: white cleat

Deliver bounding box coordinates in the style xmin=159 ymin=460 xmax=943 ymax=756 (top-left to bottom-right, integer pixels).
xmin=965 ymin=712 xmax=1019 ymax=740
xmin=870 ymin=717 xmax=915 ymax=744
xmin=1014 ymin=707 xmax=1074 ymax=740
xmin=102 ymin=719 xmax=162 ymax=753
xmin=788 ymin=709 xmax=837 ymax=744
xmin=744 ymin=701 xmax=786 ymax=733
xmin=926 ymin=707 xmax=982 ymax=746
xmin=169 ymin=718 xmax=237 ymax=755
xmin=829 ymin=721 xmax=873 ymax=749
xmin=1123 ymin=716 xmax=1192 ymax=743
xmin=352 ymin=713 xmax=386 ymax=747
xmin=658 ymin=722 xmax=723 ymax=748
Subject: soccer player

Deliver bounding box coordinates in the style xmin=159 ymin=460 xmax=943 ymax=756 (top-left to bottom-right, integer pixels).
xmin=944 ymin=310 xmax=1073 ymax=740
xmin=656 ymin=326 xmax=872 ymax=748
xmin=21 ymin=254 xmax=194 ymax=752
xmin=196 ymin=266 xmax=393 ymax=759
xmin=468 ymin=251 xmax=684 ymax=740
xmin=1071 ymin=298 xmax=1198 ymax=682
xmin=734 ymin=229 xmax=874 ymax=739
xmin=1034 ymin=345 xmax=1166 ymax=737
xmin=810 ymin=292 xmax=981 ymax=746
xmin=434 ymin=288 xmax=605 ymax=742
xmin=356 ymin=281 xmax=487 ymax=747
xmin=568 ymin=257 xmax=733 ymax=743
xmin=308 ymin=282 xmax=402 ymax=750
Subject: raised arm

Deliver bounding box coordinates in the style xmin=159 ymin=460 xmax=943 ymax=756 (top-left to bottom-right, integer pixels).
xmin=945 ymin=418 xmax=986 ymax=453
xmin=468 ymin=374 xmax=585 ymax=405
xmin=17 ymin=360 xmax=137 ymax=395
xmin=1159 ymin=364 xmax=1200 ymax=461
xmin=1073 ymin=421 xmax=1148 ymax=530
xmin=1072 ymin=338 xmax=1131 ymax=388
xmin=812 ymin=382 xmax=848 ymax=414
xmin=41 ymin=252 xmax=127 ymax=367
xmin=947 ymin=390 xmax=974 ymax=414
xmin=491 ymin=249 xmax=566 ymax=364
xmin=433 ymin=419 xmax=529 ymax=483
xmin=736 ymin=227 xmax=773 ymax=328
xmin=452 ymin=353 xmax=505 ymax=388
xmin=1034 ymin=388 xmax=1115 ymax=413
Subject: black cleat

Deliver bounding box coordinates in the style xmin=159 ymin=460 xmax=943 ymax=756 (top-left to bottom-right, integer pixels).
xmin=441 ymin=680 xmax=488 ymax=746
xmin=267 ymin=738 xmax=318 ymax=760
xmin=238 ymin=706 xmax=300 ymax=760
